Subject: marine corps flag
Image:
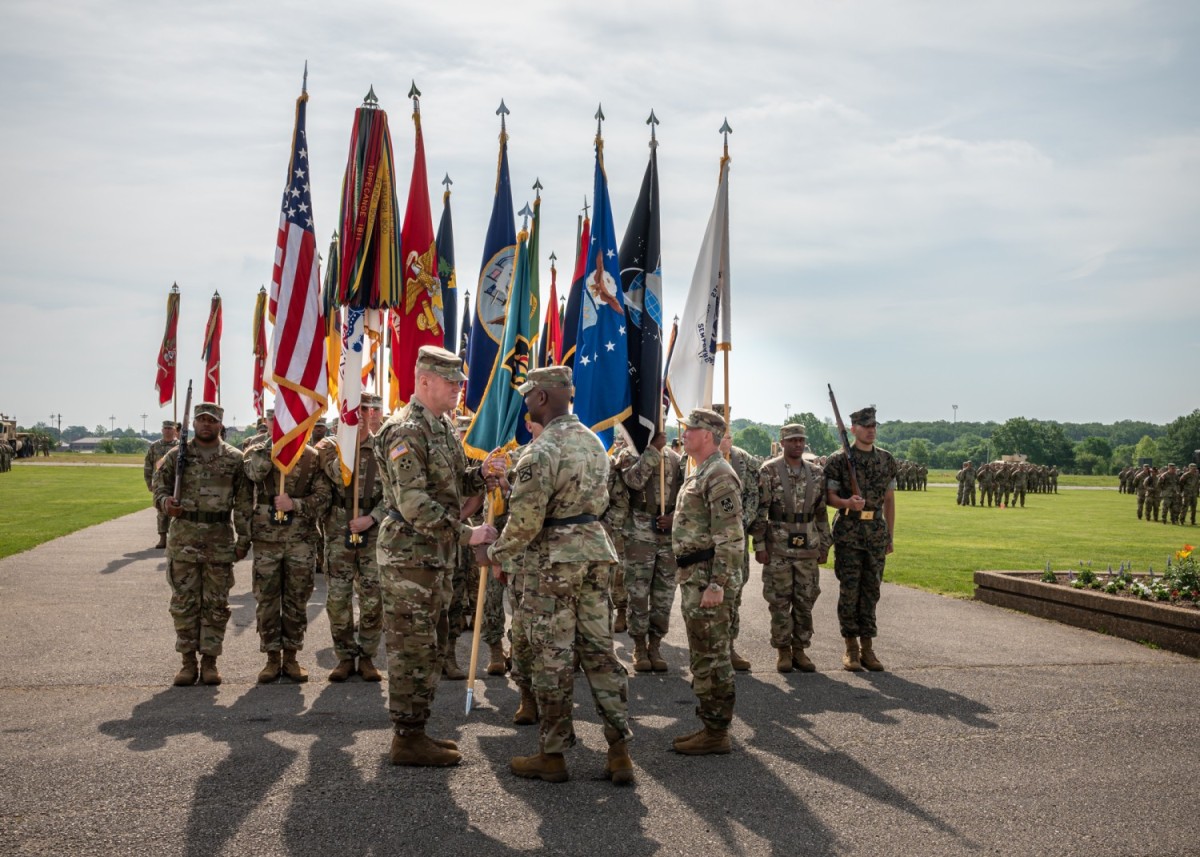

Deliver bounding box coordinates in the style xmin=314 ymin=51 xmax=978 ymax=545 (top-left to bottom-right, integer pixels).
xmin=154 ymin=283 xmax=180 ymax=407
xmin=437 ymin=174 xmax=458 ymax=353
xmin=269 ymin=72 xmax=328 ymax=474
xmin=390 ymin=90 xmax=443 ymax=409
xmin=201 ymin=290 xmax=223 ymax=403
xmin=573 ymin=110 xmax=632 ymax=449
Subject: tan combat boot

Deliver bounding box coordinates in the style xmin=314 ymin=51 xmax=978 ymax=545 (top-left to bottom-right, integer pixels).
xmin=672 ymin=726 xmax=731 ymax=756
xmin=442 ymin=638 xmax=465 ymax=680
xmin=358 ymin=656 xmax=382 ymax=682
xmin=632 ymin=636 xmax=652 ymax=673
xmin=730 ymin=647 xmax=751 ymax=672
xmin=510 ymin=751 xmax=569 ymax=783
xmin=647 ymin=637 xmax=668 ymax=673
xmin=390 ymin=731 xmax=462 ymax=767
xmin=603 ymin=727 xmax=635 ymax=786
xmin=173 ymin=652 xmax=198 ymax=687
xmin=792 ymin=648 xmax=817 ymax=673
xmin=486 ymin=641 xmax=509 ymax=676
xmin=776 ymin=646 xmax=794 ymax=673
xmin=859 ymin=637 xmax=885 ymax=672
xmin=613 ymin=607 xmax=627 ymax=634
xmin=842 ymin=637 xmax=863 ymax=672
xmin=282 ymin=649 xmax=308 ymax=683
xmin=199 ymin=655 xmax=221 ymax=686
xmin=257 ymin=651 xmax=282 ymax=684
xmin=328 ymin=658 xmax=355 ymax=682
xmin=513 ymin=686 xmax=539 ymax=726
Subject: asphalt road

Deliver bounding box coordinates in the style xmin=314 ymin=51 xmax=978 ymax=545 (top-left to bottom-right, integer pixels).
xmin=0 ymin=508 xmax=1195 ymax=857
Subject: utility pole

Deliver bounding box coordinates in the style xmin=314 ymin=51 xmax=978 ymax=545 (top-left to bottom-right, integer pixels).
xmin=784 ymin=403 xmax=791 ymax=423
xmin=109 ymin=415 xmax=116 ymax=438
xmin=952 ymin=404 xmax=958 ymax=424
xmin=140 ymin=413 xmax=148 ymax=435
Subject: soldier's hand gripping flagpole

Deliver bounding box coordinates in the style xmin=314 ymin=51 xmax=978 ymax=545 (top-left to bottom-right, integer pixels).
xmin=465 ymin=485 xmax=500 ymax=714
xmin=828 ymin=383 xmax=862 ymax=499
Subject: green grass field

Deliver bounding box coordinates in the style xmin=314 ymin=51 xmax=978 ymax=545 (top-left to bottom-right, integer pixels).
xmin=0 ymin=466 xmax=151 ymax=558
xmin=15 ymin=452 xmax=146 ymax=466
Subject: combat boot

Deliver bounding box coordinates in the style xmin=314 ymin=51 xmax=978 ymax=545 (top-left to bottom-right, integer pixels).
xmin=442 ymin=638 xmax=465 ymax=680
xmin=603 ymin=727 xmax=634 ymax=785
xmin=282 ymin=649 xmax=308 ymax=682
xmin=510 ymin=751 xmax=569 ymax=783
xmin=173 ymin=652 xmax=198 ymax=687
xmin=358 ymin=656 xmax=382 ymax=682
xmin=257 ymin=651 xmax=282 ymax=684
xmin=672 ymin=726 xmax=731 ymax=756
xmin=613 ymin=607 xmax=627 ymax=634
xmin=775 ymin=647 xmax=794 ymax=673
xmin=859 ymin=637 xmax=885 ymax=672
xmin=199 ymin=655 xmax=221 ymax=686
xmin=390 ymin=731 xmax=462 ymax=767
xmin=730 ymin=647 xmax=751 ymax=672
xmin=513 ymin=686 xmax=539 ymax=726
xmin=328 ymin=658 xmax=355 ymax=682
xmin=632 ymin=636 xmax=652 ymax=673
xmin=842 ymin=637 xmax=863 ymax=672
xmin=647 ymin=637 xmax=668 ymax=672
xmin=486 ymin=641 xmax=509 ymax=676
xmin=792 ymin=648 xmax=817 ymax=673
xmin=155 ymin=533 xmax=167 ymax=549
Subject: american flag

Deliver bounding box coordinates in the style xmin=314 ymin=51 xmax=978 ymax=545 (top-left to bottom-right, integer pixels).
xmin=269 ymin=83 xmax=327 ymax=474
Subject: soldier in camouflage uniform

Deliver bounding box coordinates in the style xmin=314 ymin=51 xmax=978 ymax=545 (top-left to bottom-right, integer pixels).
xmin=1143 ymin=467 xmax=1161 ymax=522
xmin=153 ymin=402 xmax=252 ymax=687
xmin=244 ymin=429 xmax=330 ymax=683
xmin=1181 ymin=463 xmax=1199 ymax=526
xmin=1134 ymin=464 xmax=1153 ymax=519
xmin=144 ymin=420 xmax=179 ymax=548
xmin=618 ymin=429 xmax=684 ymax=672
xmin=483 ymin=367 xmax=633 ymax=785
xmin=0 ymin=439 xmax=11 ymax=472
xmin=977 ymin=462 xmax=995 ymax=507
xmin=241 ymin=410 xmax=272 ymax=452
xmin=824 ymin=406 xmax=897 ymax=673
xmin=750 ymin=423 xmax=831 ymax=673
xmin=604 ymin=437 xmax=631 ymax=635
xmin=1011 ymin=463 xmax=1028 ymax=508
xmin=715 ymin=410 xmax=761 ymax=673
xmin=375 ymin=346 xmax=491 ymax=767
xmin=671 ymin=407 xmax=744 ymax=756
xmin=1158 ymin=464 xmax=1183 ymax=525
xmin=316 ymin=393 xmax=385 ymax=683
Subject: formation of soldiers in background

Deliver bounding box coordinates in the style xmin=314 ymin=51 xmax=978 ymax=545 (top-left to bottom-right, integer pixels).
xmin=1120 ymin=462 xmax=1199 ymax=525
xmin=895 ymin=461 xmax=927 ymax=491
xmin=954 ymin=460 xmax=1059 ymax=507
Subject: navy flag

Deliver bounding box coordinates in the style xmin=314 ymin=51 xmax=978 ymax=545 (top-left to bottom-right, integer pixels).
xmin=437 ymin=175 xmax=458 ymax=352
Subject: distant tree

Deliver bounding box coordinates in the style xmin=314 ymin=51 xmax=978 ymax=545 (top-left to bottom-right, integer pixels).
xmin=62 ymin=425 xmax=89 ymax=443
xmin=1073 ymin=452 xmax=1104 ymax=475
xmin=1133 ymin=435 xmax=1159 ymax=466
xmin=787 ymin=412 xmax=837 ymax=456
xmin=1158 ymin=410 xmax=1200 ymax=466
xmin=1077 ymin=436 xmax=1113 ymax=462
xmin=991 ymin=417 xmax=1074 ymax=466
xmin=907 ymin=438 xmax=931 ymax=466
xmin=94 ymin=424 xmax=109 ymax=437
xmin=1110 ymin=444 xmax=1135 ymax=470
xmin=733 ymin=425 xmax=772 ymax=458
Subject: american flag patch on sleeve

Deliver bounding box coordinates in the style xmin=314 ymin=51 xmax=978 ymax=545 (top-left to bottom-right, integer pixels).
xmin=389 ymin=442 xmax=409 ymax=460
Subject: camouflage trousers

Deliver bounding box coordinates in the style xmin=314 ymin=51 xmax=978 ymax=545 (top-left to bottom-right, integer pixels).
xmin=1012 ymin=487 xmax=1026 ymax=507
xmin=251 ymin=537 xmax=316 ymax=652
xmin=608 ymin=530 xmax=627 ymax=611
xmin=1161 ymin=495 xmax=1182 ymax=524
xmin=762 ymin=556 xmax=821 ymax=650
xmin=508 ymin=570 xmax=532 ymax=690
xmin=167 ymin=559 xmax=234 ymax=656
xmin=980 ymin=485 xmax=993 ymax=506
xmin=1137 ymin=494 xmax=1147 ymax=519
xmin=1184 ymin=494 xmax=1198 ymax=524
xmin=522 ymin=560 xmax=631 ymax=754
xmin=482 ymin=569 xmax=510 ymax=646
xmin=156 ymin=507 xmax=170 ymax=536
xmin=1145 ymin=498 xmax=1160 ymax=521
xmin=679 ymin=577 xmax=735 ymax=731
xmin=832 ymin=544 xmax=885 ymax=639
xmin=383 ymin=563 xmax=445 ymax=732
xmin=728 ymin=540 xmax=751 ymax=642
xmin=324 ymin=535 xmax=382 ymax=660
xmin=624 ymin=535 xmax=678 ymax=640
xmin=447 ymin=546 xmax=471 ymax=635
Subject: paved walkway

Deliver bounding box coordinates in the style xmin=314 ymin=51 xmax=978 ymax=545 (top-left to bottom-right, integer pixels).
xmin=0 ymin=509 xmax=1195 ymax=856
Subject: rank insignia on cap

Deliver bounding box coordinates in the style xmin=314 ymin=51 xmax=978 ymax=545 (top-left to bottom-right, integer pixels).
xmin=389 ymin=443 xmax=409 ymax=460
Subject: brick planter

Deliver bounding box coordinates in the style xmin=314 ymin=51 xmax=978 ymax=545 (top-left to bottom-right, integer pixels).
xmin=973 ymin=571 xmax=1200 ymax=658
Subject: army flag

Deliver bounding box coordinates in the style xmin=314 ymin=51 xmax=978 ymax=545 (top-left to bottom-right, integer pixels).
xmin=269 ymin=79 xmax=328 ymax=474
xmin=201 ymin=291 xmax=223 ymax=403
xmin=154 ymin=284 xmax=180 ymax=407
xmin=537 ymin=258 xmax=561 ymax=367
xmin=463 ymin=198 xmax=538 ymax=459
xmin=619 ymin=139 xmax=664 ymax=453
xmin=573 ymin=133 xmax=632 ymax=448
xmin=252 ymin=287 xmax=268 ymax=417
xmin=464 ymin=114 xmax=517 ymax=412
xmin=333 ymin=305 xmax=367 ymax=483
xmin=559 ymin=213 xmax=590 ymax=369
xmin=437 ymin=177 xmax=458 ymax=353
xmin=665 ymin=152 xmax=730 ymax=418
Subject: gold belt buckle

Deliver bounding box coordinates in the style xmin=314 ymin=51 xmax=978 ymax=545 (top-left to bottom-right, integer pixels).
xmin=859 ymin=510 xmax=875 ymax=521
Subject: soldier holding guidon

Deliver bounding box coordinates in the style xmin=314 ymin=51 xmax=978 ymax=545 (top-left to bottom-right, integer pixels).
xmin=144 ymin=419 xmax=179 ymax=548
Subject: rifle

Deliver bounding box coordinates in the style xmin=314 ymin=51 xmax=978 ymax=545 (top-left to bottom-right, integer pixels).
xmin=173 ymin=381 xmax=193 ymax=505
xmin=827 ymin=384 xmax=862 ymax=500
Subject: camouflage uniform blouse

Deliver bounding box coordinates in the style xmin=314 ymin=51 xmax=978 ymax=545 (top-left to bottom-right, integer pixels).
xmin=152 ymin=439 xmax=253 ymax=562
xmin=315 ymin=435 xmax=386 ymax=531
xmin=824 ymin=445 xmax=897 ymax=552
xmin=143 ymin=437 xmax=178 ymax=490
xmin=750 ymin=456 xmax=831 ymax=560
xmin=671 ymin=451 xmax=744 ymax=589
xmin=242 ymin=441 xmax=330 ymax=542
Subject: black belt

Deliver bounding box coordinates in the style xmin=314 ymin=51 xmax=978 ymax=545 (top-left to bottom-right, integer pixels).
xmin=676 ymin=547 xmax=715 ymax=568
xmin=543 ymin=514 xmax=598 ymax=527
xmin=842 ymin=508 xmax=878 ymax=521
xmin=768 ymin=511 xmax=813 ymax=524
xmin=181 ymin=510 xmax=230 ymax=524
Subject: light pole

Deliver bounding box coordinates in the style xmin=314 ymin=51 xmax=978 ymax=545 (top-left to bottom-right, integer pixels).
xmin=952 ymin=404 xmax=958 ymax=424
xmin=140 ymin=413 xmax=148 ymax=435
xmin=784 ymin=403 xmax=791 ymax=423
xmin=109 ymin=415 xmax=116 ymax=438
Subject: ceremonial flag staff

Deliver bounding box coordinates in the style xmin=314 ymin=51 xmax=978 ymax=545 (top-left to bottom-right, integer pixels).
xmin=155 ymin=283 xmax=181 ymax=425
xmin=718 ymin=118 xmax=733 ymax=430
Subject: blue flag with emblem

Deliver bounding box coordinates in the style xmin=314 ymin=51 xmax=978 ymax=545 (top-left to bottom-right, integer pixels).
xmin=572 ymin=119 xmax=632 ymax=449
xmin=463 ymin=198 xmax=538 ymax=459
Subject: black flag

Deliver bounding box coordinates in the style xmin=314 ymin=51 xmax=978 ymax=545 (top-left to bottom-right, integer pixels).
xmin=437 ymin=184 xmax=458 ymax=352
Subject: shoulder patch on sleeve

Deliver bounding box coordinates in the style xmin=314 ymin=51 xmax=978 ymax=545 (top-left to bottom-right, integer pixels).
xmin=720 ymin=495 xmax=736 ymax=514
xmin=389 ymin=442 xmax=409 ymax=460
xmin=518 ymin=465 xmax=533 ymax=483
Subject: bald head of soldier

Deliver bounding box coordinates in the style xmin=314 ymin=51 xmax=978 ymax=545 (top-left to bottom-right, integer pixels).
xmin=518 ymin=366 xmax=574 ymax=425
xmin=413 ymin=346 xmax=467 ymax=417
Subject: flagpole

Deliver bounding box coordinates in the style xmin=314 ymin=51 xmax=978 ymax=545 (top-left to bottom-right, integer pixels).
xmin=719 ymin=118 xmax=733 ymax=434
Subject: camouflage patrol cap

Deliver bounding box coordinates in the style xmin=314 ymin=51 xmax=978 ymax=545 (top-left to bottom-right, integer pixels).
xmin=360 ymin=393 xmax=383 ymax=409
xmin=780 ymin=423 xmax=806 ymax=440
xmin=850 ymin=406 xmax=877 ymax=427
xmin=517 ymin=366 xmax=574 ymax=397
xmin=161 ymin=419 xmax=176 ymax=429
xmin=194 ymin=402 xmax=224 ymax=422
xmin=682 ymin=407 xmax=727 ymax=440
xmin=416 ymin=345 xmax=467 ymax=382
xmin=314 ymin=416 xmax=328 ymax=427
xmin=711 ymin=403 xmax=728 ymax=417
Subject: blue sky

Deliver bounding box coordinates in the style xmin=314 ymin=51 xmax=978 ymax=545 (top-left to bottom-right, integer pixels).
xmin=1 ymin=0 xmax=1196 ymax=432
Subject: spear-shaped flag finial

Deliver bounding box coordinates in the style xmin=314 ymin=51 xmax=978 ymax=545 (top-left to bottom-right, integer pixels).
xmin=170 ymin=282 xmax=179 ymax=293
xmin=549 ymin=250 xmax=557 ymax=267
xmin=212 ymin=289 xmax=220 ymax=298
xmin=533 ymin=177 xmax=543 ymax=199
xmin=647 ymin=109 xmax=659 ymax=147
xmin=582 ymin=196 xmax=590 ymax=219
xmin=496 ymin=98 xmax=510 ymax=135
xmin=408 ymin=80 xmax=421 ymax=99
xmin=720 ymin=117 xmax=733 ymax=156
xmin=363 ymin=85 xmax=379 ymax=108
xmin=595 ymin=103 xmax=605 ymax=139
xmin=518 ymin=202 xmax=534 ymax=228
xmin=442 ymin=173 xmax=453 ymax=190
xmin=302 ymin=61 xmax=308 ymax=95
